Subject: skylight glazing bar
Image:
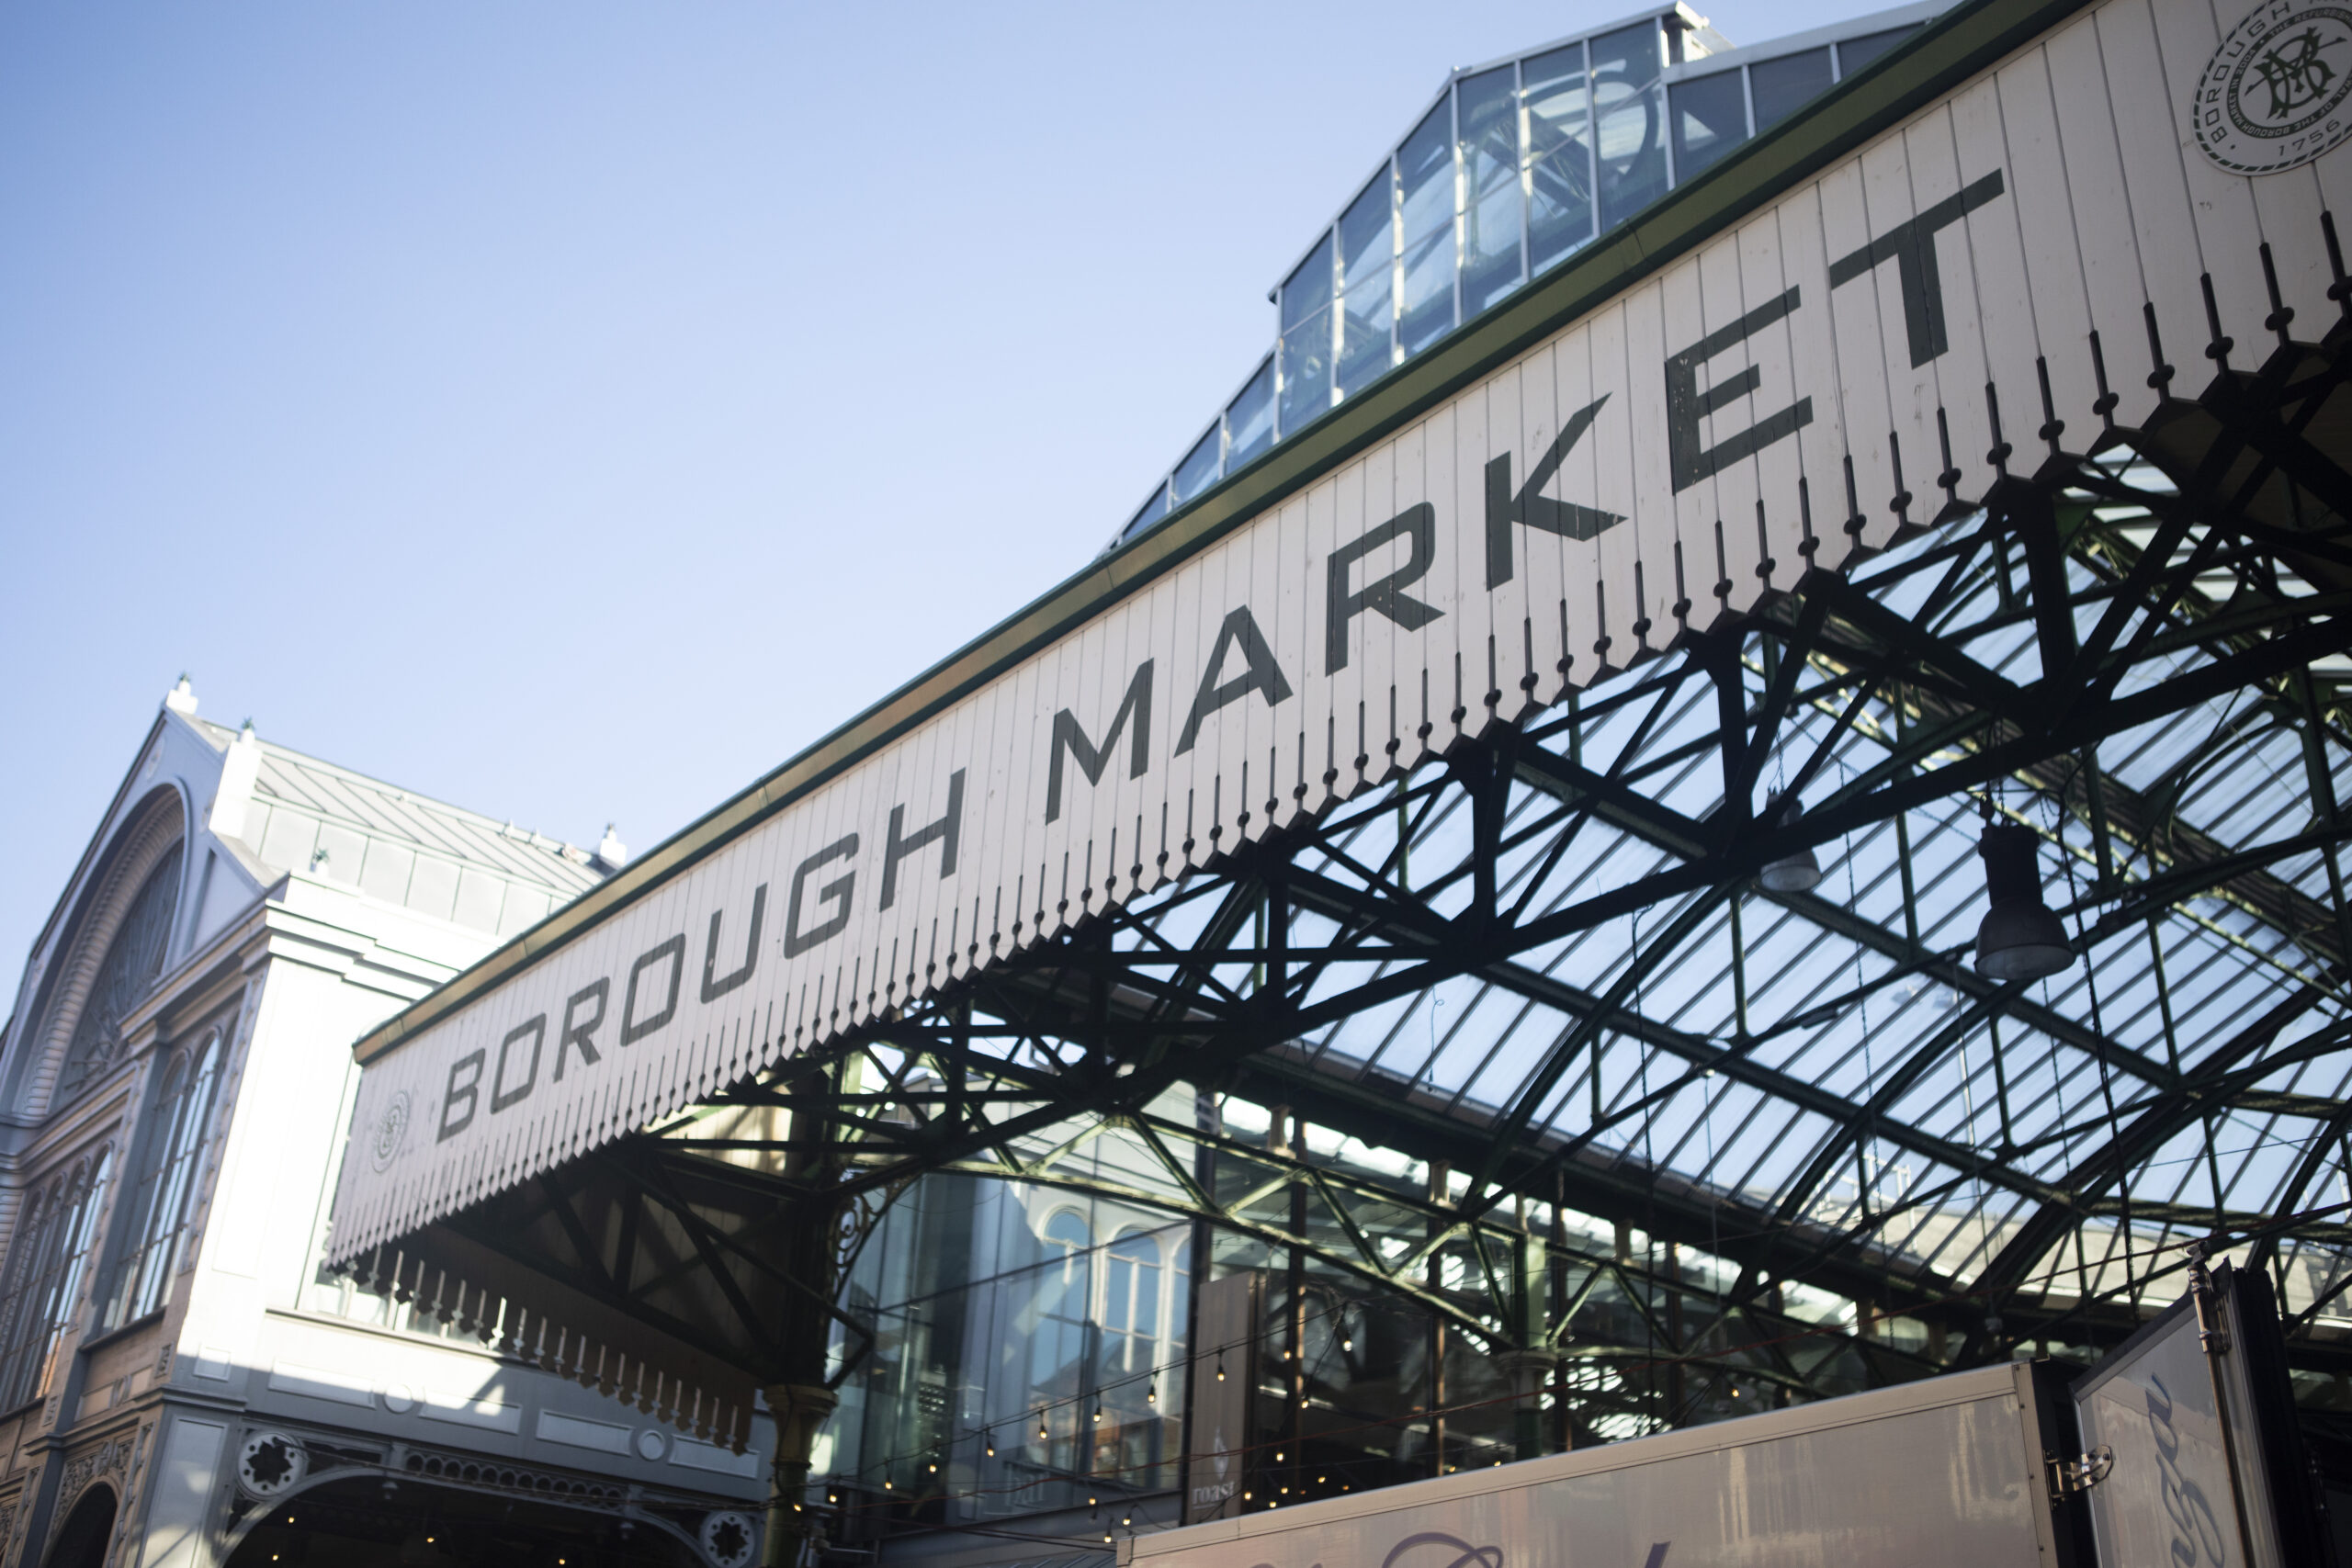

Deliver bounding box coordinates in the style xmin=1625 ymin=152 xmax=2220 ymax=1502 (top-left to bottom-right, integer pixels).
xmin=1111 ymin=5 xmax=1938 ymax=553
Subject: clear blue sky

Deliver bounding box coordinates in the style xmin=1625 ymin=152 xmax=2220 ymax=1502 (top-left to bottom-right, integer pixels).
xmin=0 ymin=0 xmax=1895 ymax=971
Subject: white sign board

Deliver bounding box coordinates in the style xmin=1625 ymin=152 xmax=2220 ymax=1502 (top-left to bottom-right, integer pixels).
xmin=2074 ymin=1270 xmax=2308 ymax=1568
xmin=2075 ymin=1297 xmax=2252 ymax=1567
xmin=1130 ymin=1365 xmax=2056 ymax=1568
xmin=332 ymin=0 xmax=2351 ymax=1260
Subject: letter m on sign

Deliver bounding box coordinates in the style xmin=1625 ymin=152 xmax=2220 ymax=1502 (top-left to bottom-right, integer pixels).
xmin=1046 ymin=660 xmax=1152 ymax=823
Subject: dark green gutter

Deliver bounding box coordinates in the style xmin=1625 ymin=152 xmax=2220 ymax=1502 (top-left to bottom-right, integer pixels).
xmin=355 ymin=0 xmax=2095 ymax=1065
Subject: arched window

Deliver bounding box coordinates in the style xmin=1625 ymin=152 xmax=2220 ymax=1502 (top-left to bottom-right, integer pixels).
xmin=53 ymin=851 xmax=181 ymax=1106
xmin=1035 ymin=1209 xmax=1092 ymax=1326
xmin=1025 ymin=1209 xmax=1093 ymax=1462
xmin=1043 ymin=1208 xmax=1091 ymax=1259
xmin=0 ymin=1148 xmax=113 ymax=1411
xmin=103 ymin=1029 xmax=220 ymax=1328
xmin=1101 ymin=1232 xmax=1161 ymax=1378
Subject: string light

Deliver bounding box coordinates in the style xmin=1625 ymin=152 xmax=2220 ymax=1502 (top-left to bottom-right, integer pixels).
xmin=1091 ymin=1402 xmax=1103 ymax=1425
xmin=1146 ymin=1379 xmax=1157 ymax=1405
xmin=1038 ymin=1413 xmax=1050 ymax=1441
xmin=1215 ymin=1354 xmax=1226 ymax=1382
xmin=985 ymin=1432 xmax=997 ymax=1457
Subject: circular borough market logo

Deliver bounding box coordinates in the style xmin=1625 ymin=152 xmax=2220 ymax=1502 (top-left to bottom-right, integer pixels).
xmin=368 ymin=1090 xmax=412 ymax=1172
xmin=2196 ymin=0 xmax=2352 ymax=174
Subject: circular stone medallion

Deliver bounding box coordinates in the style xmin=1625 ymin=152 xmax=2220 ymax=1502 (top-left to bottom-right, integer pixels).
xmin=237 ymin=1430 xmax=309 ymax=1497
xmin=700 ymin=1510 xmax=758 ymax=1568
xmin=2196 ymin=0 xmax=2352 ymax=173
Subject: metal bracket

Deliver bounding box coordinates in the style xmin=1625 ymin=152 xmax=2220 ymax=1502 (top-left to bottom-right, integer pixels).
xmin=2047 ymin=1446 xmax=2115 ymax=1497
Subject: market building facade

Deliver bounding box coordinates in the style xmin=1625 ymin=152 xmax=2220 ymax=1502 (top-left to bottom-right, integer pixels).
xmin=0 ymin=685 xmax=771 ymax=1568
xmin=325 ymin=0 xmax=2352 ymax=1562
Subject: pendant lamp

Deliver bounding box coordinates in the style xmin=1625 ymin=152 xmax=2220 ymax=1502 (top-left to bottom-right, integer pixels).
xmin=1758 ymin=795 xmax=1824 ymax=893
xmin=1974 ymin=822 xmax=2075 ymax=980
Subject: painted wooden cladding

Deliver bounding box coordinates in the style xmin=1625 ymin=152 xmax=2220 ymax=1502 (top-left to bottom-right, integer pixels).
xmin=331 ymin=0 xmax=2346 ymax=1261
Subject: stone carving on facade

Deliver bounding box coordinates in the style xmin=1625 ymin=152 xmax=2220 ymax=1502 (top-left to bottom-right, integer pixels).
xmin=237 ymin=1430 xmax=309 ymax=1499
xmin=6 ymin=1466 xmax=38 ymax=1562
xmin=398 ymin=1442 xmax=630 ymax=1508
xmin=700 ymin=1509 xmax=757 ymax=1568
xmin=56 ymin=1434 xmax=130 ymax=1511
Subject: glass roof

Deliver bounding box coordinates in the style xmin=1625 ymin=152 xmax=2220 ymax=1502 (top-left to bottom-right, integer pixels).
xmin=1081 ymin=457 xmax=2352 ymax=1336
xmin=1107 ymin=0 xmax=1939 ymax=553
xmin=780 ymin=436 xmax=2352 ymax=1519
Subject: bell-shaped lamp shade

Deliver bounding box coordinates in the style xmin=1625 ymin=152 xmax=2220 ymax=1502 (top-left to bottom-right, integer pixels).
xmin=1975 ymin=822 xmax=2075 ymax=980
xmin=1758 ymin=795 xmax=1824 ymax=893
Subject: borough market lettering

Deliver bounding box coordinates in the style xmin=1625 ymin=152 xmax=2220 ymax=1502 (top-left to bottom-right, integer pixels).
xmin=433 ymin=174 xmax=2006 ymax=1145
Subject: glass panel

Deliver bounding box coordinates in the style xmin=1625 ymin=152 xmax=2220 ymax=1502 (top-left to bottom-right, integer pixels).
xmin=1104 ymin=1247 xmax=1132 ymax=1328
xmin=1338 ymin=174 xmax=1395 ymax=399
xmin=107 ymin=1054 xmax=183 ymax=1326
xmin=1125 ymin=484 xmax=1169 ymax=544
xmin=1171 ymin=424 xmax=1223 ymax=504
xmin=825 ymin=1168 xmax=1193 ymax=1515
xmin=1338 ymin=173 xmax=1393 ymax=298
xmin=1670 ymin=71 xmax=1749 ymax=182
xmin=1525 ymin=42 xmax=1595 ymax=275
xmin=1280 ymin=230 xmax=1335 ymax=335
xmin=1112 ymin=1235 xmax=1160 ymax=1337
xmin=1750 ymin=47 xmax=1834 ymax=130
xmin=1837 ymin=25 xmax=1921 ymax=77
xmin=1278 ymin=231 xmax=1336 ymax=435
xmin=1592 ymin=21 xmax=1668 ymax=231
xmin=107 ymin=1032 xmax=220 ymax=1327
xmin=0 ymin=1149 xmax=111 ymax=1411
xmin=1457 ymin=66 xmax=1523 ymax=315
xmin=57 ymin=850 xmax=182 ymax=1104
xmin=1397 ymin=98 xmax=1457 ymax=357
xmin=1226 ymin=357 xmax=1276 ymax=468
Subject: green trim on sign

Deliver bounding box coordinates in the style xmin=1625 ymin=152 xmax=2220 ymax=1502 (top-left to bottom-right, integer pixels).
xmin=353 ymin=0 xmax=2096 ymax=1066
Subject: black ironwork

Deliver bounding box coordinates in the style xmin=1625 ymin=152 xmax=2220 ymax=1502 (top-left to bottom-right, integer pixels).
xmin=379 ymin=333 xmax=2352 ymax=1541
